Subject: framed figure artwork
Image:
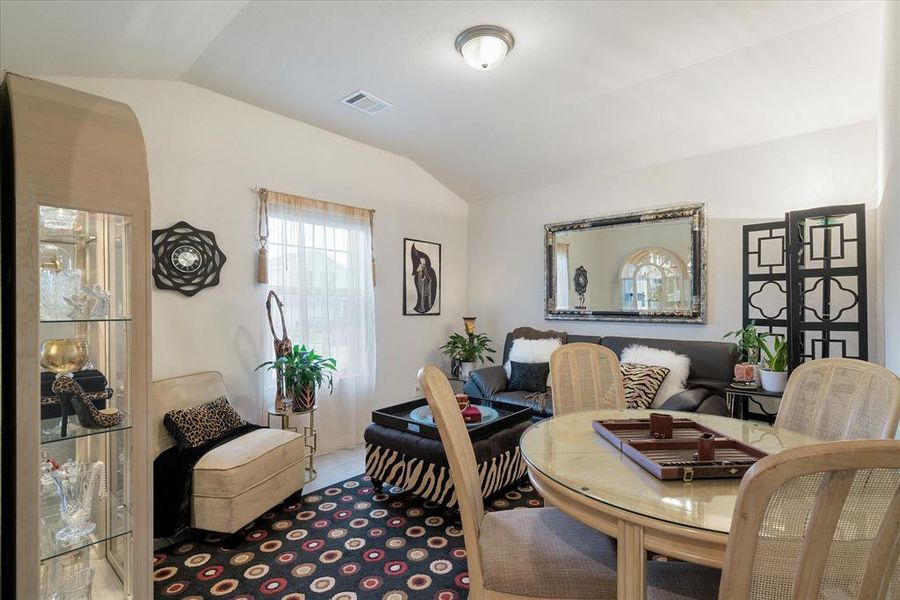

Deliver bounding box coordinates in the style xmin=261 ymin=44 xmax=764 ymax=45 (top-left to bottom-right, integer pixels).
xmin=403 ymin=238 xmax=441 ymax=315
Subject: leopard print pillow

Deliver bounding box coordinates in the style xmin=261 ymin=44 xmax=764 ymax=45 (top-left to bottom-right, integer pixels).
xmin=164 ymin=396 xmax=245 ymax=450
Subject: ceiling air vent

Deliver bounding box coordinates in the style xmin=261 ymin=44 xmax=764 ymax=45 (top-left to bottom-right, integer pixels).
xmin=340 ymin=90 xmax=393 ymax=115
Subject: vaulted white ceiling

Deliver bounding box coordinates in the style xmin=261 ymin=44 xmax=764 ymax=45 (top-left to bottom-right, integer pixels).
xmin=0 ymin=1 xmax=884 ymax=202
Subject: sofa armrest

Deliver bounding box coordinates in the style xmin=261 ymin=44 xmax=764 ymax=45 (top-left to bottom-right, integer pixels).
xmin=659 ymin=388 xmax=710 ymax=412
xmin=463 ymin=365 xmax=508 ymax=399
xmin=696 ymin=394 xmax=728 ymax=416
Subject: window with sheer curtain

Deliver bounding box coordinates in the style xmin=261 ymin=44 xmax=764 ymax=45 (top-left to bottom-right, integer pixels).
xmin=264 ymin=191 xmax=376 ymax=453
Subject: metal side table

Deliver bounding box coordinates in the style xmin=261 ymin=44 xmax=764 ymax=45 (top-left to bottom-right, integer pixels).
xmin=724 ymin=385 xmax=783 ymax=424
xmin=267 ymin=404 xmax=319 ymax=485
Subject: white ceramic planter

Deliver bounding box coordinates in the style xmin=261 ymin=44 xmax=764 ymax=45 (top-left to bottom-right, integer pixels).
xmin=459 ymin=362 xmax=476 ymax=380
xmin=760 ymin=369 xmax=788 ymax=393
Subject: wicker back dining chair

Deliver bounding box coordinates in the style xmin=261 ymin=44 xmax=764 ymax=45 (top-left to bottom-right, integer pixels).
xmin=419 ymin=365 xmax=721 ymax=600
xmin=549 ymin=343 xmax=625 ymax=415
xmin=775 ymin=358 xmax=900 ymax=440
xmin=717 ymin=439 xmax=900 ymax=599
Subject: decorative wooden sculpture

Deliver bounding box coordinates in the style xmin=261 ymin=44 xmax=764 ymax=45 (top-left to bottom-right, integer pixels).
xmin=151 ymin=221 xmax=227 ymax=296
xmin=266 ymin=291 xmax=292 ymax=409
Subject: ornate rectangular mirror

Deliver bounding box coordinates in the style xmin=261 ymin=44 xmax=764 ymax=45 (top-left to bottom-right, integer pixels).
xmin=545 ymin=204 xmax=706 ymax=323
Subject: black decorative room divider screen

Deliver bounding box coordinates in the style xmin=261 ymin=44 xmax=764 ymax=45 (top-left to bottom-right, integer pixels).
xmin=743 ymin=204 xmax=867 ymax=371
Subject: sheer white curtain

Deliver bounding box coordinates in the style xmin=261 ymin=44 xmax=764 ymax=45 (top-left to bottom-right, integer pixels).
xmin=264 ymin=191 xmax=376 ymax=453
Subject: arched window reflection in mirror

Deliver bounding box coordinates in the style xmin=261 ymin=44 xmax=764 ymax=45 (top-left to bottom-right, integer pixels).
xmin=620 ymin=247 xmax=688 ymax=312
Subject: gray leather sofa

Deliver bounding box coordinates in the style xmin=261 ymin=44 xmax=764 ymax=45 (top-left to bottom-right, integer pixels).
xmin=463 ymin=330 xmax=737 ymax=418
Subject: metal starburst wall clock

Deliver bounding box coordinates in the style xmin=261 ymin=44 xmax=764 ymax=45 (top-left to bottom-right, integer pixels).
xmin=151 ymin=221 xmax=227 ymax=296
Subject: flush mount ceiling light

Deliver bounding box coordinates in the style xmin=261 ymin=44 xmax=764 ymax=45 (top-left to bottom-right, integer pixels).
xmin=455 ymin=25 xmax=515 ymax=71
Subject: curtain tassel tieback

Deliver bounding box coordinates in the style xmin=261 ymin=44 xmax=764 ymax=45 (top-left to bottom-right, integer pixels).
xmin=257 ymin=188 xmax=269 ymax=284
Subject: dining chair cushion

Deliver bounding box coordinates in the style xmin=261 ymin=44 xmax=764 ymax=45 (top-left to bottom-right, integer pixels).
xmin=479 ymin=507 xmax=618 ymax=598
xmin=646 ymin=560 xmax=721 ymax=599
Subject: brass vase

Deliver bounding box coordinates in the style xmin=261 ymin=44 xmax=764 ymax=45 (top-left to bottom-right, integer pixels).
xmin=40 ymin=338 xmax=89 ymax=374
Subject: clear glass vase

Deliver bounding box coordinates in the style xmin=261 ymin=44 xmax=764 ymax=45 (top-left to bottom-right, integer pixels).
xmin=51 ymin=460 xmax=107 ymax=546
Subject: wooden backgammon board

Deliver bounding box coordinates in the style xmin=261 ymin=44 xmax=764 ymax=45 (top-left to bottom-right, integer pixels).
xmin=592 ymin=417 xmax=768 ymax=481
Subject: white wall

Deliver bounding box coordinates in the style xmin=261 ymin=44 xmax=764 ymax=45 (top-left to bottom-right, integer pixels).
xmin=878 ymin=2 xmax=900 ymax=374
xmin=469 ymin=121 xmax=880 ymax=356
xmin=47 ymin=78 xmax=469 ymax=429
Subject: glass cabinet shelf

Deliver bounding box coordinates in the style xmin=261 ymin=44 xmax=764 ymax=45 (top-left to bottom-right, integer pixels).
xmin=41 ymin=417 xmax=132 ymax=445
xmin=42 ymin=528 xmax=132 ymax=563
xmin=41 ymin=317 xmax=132 ymax=324
xmin=40 ymin=234 xmax=98 ymax=246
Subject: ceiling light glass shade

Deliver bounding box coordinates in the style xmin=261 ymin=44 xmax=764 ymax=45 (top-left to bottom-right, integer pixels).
xmin=455 ymin=25 xmax=515 ymax=71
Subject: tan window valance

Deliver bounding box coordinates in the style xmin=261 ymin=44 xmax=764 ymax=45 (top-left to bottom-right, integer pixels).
xmin=260 ymin=188 xmax=375 ymax=221
xmin=256 ymin=187 xmax=376 ymax=285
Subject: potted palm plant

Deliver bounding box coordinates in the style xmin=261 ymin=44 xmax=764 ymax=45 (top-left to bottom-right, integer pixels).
xmin=440 ymin=332 xmax=496 ymax=380
xmin=723 ymin=322 xmax=767 ymax=383
xmin=256 ymin=344 xmax=337 ymax=411
xmin=759 ymin=335 xmax=788 ymax=392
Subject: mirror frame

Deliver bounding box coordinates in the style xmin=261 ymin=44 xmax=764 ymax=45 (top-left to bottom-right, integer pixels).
xmin=544 ymin=203 xmax=707 ymax=323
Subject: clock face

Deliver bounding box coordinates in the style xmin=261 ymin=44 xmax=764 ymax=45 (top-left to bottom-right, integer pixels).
xmin=171 ymin=245 xmax=203 ymax=273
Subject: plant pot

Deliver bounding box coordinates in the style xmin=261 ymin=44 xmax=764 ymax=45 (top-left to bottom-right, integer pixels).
xmin=293 ymin=385 xmax=316 ymax=411
xmin=760 ymin=369 xmax=788 ymax=393
xmin=459 ymin=362 xmax=476 ymax=380
xmin=734 ymin=363 xmax=755 ymax=383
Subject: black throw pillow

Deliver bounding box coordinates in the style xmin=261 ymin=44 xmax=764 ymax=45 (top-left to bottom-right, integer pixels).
xmin=508 ymin=361 xmax=550 ymax=393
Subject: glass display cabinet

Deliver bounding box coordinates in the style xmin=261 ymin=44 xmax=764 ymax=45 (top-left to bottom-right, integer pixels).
xmin=2 ymin=74 xmax=151 ymax=599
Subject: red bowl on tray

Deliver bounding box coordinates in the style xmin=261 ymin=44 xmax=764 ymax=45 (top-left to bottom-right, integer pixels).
xmin=461 ymin=405 xmax=482 ymax=423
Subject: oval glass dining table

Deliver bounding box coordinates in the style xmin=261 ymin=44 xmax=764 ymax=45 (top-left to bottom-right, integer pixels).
xmin=519 ymin=409 xmax=822 ymax=600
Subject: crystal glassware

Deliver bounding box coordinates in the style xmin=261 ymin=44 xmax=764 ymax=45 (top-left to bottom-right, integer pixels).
xmin=50 ymin=460 xmax=107 ymax=546
xmin=40 ymin=206 xmax=79 ymax=232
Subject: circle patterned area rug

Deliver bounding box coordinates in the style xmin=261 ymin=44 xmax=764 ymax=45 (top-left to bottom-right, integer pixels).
xmin=153 ymin=474 xmax=543 ymax=599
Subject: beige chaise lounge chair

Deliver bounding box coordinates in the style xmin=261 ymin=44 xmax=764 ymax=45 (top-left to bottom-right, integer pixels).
xmin=152 ymin=371 xmax=308 ymax=533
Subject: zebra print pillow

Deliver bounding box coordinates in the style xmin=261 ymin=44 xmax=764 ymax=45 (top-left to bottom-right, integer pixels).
xmin=620 ymin=363 xmax=671 ymax=409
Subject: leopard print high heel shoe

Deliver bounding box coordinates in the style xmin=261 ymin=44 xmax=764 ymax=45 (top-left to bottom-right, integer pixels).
xmin=53 ymin=376 xmax=124 ymax=428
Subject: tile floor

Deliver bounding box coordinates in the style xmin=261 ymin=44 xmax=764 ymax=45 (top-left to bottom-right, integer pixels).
xmin=305 ymin=444 xmax=367 ymax=493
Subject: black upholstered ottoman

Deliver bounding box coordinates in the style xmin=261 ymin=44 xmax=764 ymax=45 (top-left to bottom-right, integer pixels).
xmin=364 ymin=418 xmax=531 ymax=506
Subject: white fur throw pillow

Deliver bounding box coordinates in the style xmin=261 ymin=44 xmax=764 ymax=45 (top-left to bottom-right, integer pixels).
xmin=620 ymin=344 xmax=690 ymax=408
xmin=505 ymin=338 xmax=562 ymax=386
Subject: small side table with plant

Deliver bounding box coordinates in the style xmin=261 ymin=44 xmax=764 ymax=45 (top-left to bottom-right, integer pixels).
xmin=723 ymin=322 xmax=788 ymax=421
xmin=256 ymin=344 xmax=337 ymax=485
xmin=440 ymin=317 xmax=496 ymax=380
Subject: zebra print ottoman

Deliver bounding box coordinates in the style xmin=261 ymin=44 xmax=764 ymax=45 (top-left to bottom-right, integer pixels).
xmin=363 ymin=420 xmax=531 ymax=506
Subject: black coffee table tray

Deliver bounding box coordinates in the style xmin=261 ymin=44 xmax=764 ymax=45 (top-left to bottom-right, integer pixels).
xmin=372 ymin=397 xmax=532 ymax=441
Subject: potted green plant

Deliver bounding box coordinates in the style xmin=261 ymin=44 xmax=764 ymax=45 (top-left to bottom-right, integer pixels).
xmin=440 ymin=332 xmax=496 ymax=380
xmin=759 ymin=335 xmax=788 ymax=392
xmin=256 ymin=344 xmax=336 ymax=411
xmin=722 ymin=322 xmax=768 ymax=383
